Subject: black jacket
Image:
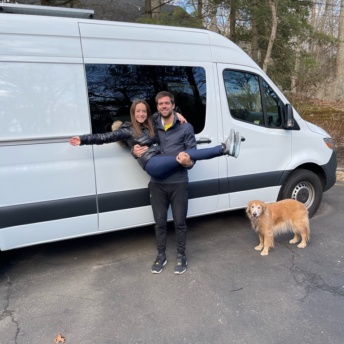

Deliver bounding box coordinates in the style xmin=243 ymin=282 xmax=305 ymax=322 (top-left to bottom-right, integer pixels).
xmin=79 ymin=122 xmax=160 ymax=169
xmin=151 ymin=113 xmax=196 ymax=183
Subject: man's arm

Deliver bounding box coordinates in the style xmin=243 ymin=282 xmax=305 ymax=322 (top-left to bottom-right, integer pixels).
xmin=177 ymin=123 xmax=197 ymax=168
xmin=132 ymin=144 xmax=148 ymax=158
xmin=184 ymin=123 xmax=197 ymax=150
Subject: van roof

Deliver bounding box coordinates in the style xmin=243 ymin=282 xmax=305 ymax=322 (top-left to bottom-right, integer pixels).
xmin=0 ymin=2 xmax=94 ymax=19
xmin=0 ymin=4 xmax=258 ymax=70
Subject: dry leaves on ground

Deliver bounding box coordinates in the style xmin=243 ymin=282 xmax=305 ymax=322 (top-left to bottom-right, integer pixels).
xmin=54 ymin=334 xmax=66 ymax=343
xmin=337 ymin=170 xmax=344 ymax=182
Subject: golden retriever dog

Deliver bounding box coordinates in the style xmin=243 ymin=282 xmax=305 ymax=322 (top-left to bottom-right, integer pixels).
xmin=246 ymin=199 xmax=310 ymax=256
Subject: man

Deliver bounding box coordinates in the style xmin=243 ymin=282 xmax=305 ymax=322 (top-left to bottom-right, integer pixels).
xmin=133 ymin=91 xmax=196 ymax=274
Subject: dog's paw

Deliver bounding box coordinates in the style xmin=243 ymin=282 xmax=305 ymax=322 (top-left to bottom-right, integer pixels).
xmin=289 ymin=234 xmax=300 ymax=244
xmin=297 ymin=242 xmax=307 ymax=248
xmin=254 ymin=245 xmax=263 ymax=251
xmin=289 ymin=238 xmax=299 ymax=244
xmin=260 ymin=249 xmax=269 ymax=256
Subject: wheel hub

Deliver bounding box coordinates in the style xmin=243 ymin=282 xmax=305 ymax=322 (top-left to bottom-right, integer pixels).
xmin=291 ymin=182 xmax=315 ymax=208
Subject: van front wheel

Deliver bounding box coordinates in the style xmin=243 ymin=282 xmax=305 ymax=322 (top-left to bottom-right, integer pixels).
xmin=278 ymin=169 xmax=323 ymax=218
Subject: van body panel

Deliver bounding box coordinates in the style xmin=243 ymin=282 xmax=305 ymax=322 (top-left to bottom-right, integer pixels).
xmin=79 ymin=23 xmax=212 ymax=62
xmin=209 ymin=33 xmax=258 ymax=67
xmin=0 ymin=144 xmax=97 ymax=206
xmin=289 ymin=119 xmax=333 ymax=167
xmin=0 ymin=14 xmax=82 ymax=59
xmin=0 ymin=215 xmax=98 ymax=251
xmin=0 ymin=11 xmax=337 ymax=251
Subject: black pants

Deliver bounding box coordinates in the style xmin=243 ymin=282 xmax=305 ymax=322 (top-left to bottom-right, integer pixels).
xmin=148 ymin=181 xmax=189 ymax=255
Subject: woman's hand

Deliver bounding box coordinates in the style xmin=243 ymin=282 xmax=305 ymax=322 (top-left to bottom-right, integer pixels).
xmin=176 ymin=112 xmax=187 ymax=124
xmin=69 ymin=136 xmax=81 ymax=146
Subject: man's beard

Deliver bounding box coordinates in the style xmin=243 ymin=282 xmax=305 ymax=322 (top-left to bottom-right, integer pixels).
xmin=160 ymin=110 xmax=174 ymax=119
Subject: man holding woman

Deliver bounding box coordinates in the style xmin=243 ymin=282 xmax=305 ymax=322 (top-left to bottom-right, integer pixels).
xmin=133 ymin=91 xmax=241 ymax=274
xmin=70 ymin=91 xmax=241 ymax=274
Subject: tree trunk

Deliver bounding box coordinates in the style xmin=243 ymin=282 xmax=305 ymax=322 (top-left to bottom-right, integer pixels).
xmin=145 ymin=0 xmax=152 ymax=18
xmin=208 ymin=1 xmax=218 ymax=33
xmin=229 ymin=0 xmax=236 ymax=42
xmin=151 ymin=0 xmax=161 ymax=20
xmin=251 ymin=0 xmax=259 ymax=62
xmin=198 ymin=0 xmax=203 ymax=18
xmin=262 ymin=0 xmax=277 ymax=73
xmin=335 ymin=0 xmax=344 ymax=99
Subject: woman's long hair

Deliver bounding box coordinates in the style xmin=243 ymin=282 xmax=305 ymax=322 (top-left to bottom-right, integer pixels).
xmin=130 ymin=99 xmax=155 ymax=139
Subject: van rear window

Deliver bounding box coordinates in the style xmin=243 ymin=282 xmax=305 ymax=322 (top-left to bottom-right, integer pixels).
xmin=85 ymin=64 xmax=207 ymax=134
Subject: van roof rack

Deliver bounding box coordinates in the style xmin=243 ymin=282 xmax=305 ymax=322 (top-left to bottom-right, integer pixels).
xmin=0 ymin=3 xmax=94 ymax=19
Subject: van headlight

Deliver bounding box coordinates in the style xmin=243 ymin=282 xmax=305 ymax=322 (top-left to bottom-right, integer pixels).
xmin=324 ymin=138 xmax=335 ymax=150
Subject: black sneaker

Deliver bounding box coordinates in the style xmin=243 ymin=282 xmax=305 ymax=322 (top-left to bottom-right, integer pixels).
xmin=151 ymin=253 xmax=167 ymax=274
xmin=174 ymin=254 xmax=187 ymax=274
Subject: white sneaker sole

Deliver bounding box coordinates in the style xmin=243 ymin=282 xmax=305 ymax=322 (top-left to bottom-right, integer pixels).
xmin=151 ymin=259 xmax=167 ymax=274
xmin=234 ymin=131 xmax=241 ymax=158
xmin=224 ymin=129 xmax=235 ymax=156
xmin=174 ymin=261 xmax=187 ymax=274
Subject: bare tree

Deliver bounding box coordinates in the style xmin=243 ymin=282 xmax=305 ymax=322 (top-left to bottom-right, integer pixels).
xmin=251 ymin=0 xmax=259 ymax=62
xmin=208 ymin=0 xmax=218 ymax=32
xmin=151 ymin=0 xmax=160 ymax=19
xmin=145 ymin=0 xmax=152 ymax=18
xmin=229 ymin=0 xmax=236 ymax=42
xmin=262 ymin=0 xmax=277 ymax=72
xmin=335 ymin=0 xmax=344 ymax=98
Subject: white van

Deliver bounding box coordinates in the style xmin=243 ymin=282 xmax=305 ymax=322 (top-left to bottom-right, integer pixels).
xmin=0 ymin=3 xmax=337 ymax=251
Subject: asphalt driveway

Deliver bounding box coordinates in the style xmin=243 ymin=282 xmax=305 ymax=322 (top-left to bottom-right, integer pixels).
xmin=1 ymin=182 xmax=344 ymax=344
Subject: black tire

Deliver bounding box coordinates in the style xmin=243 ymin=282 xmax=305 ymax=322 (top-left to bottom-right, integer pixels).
xmin=278 ymin=169 xmax=323 ymax=218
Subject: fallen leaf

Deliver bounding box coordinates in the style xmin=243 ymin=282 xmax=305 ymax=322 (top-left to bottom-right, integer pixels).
xmin=54 ymin=334 xmax=66 ymax=343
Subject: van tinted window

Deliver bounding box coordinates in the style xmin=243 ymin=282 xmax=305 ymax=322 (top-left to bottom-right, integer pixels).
xmin=223 ymin=70 xmax=282 ymax=128
xmin=85 ymin=64 xmax=206 ymax=134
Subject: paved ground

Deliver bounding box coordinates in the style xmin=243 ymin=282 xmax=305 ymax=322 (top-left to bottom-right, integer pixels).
xmin=1 ymin=182 xmax=344 ymax=344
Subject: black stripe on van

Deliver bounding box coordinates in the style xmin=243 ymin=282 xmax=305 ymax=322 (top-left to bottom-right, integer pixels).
xmin=0 ymin=172 xmax=284 ymax=229
xmin=0 ymin=195 xmax=98 ymax=230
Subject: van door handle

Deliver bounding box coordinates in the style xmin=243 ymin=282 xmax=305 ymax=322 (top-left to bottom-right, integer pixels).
xmin=196 ymin=138 xmax=212 ymax=144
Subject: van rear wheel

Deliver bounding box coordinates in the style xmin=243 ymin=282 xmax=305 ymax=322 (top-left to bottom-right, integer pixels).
xmin=278 ymin=169 xmax=323 ymax=218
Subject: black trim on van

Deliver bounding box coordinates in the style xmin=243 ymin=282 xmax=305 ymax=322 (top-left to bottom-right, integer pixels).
xmin=0 ymin=196 xmax=97 ymax=229
xmin=0 ymin=171 xmax=285 ymax=229
xmin=323 ymin=151 xmax=337 ymax=191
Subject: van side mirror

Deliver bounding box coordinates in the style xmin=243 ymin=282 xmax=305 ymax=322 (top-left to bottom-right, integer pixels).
xmin=284 ymin=104 xmax=294 ymax=128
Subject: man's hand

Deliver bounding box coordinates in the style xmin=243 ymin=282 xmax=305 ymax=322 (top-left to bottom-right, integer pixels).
xmin=176 ymin=152 xmax=193 ymax=167
xmin=133 ymin=144 xmax=149 ymax=158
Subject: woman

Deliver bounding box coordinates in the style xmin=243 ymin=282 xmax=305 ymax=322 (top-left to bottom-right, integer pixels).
xmin=69 ymin=99 xmax=240 ymax=179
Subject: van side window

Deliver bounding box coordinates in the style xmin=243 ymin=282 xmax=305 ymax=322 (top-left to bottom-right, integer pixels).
xmin=0 ymin=62 xmax=90 ymax=141
xmin=262 ymin=80 xmax=282 ymax=127
xmin=85 ymin=64 xmax=207 ymax=134
xmin=223 ymin=70 xmax=282 ymax=128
